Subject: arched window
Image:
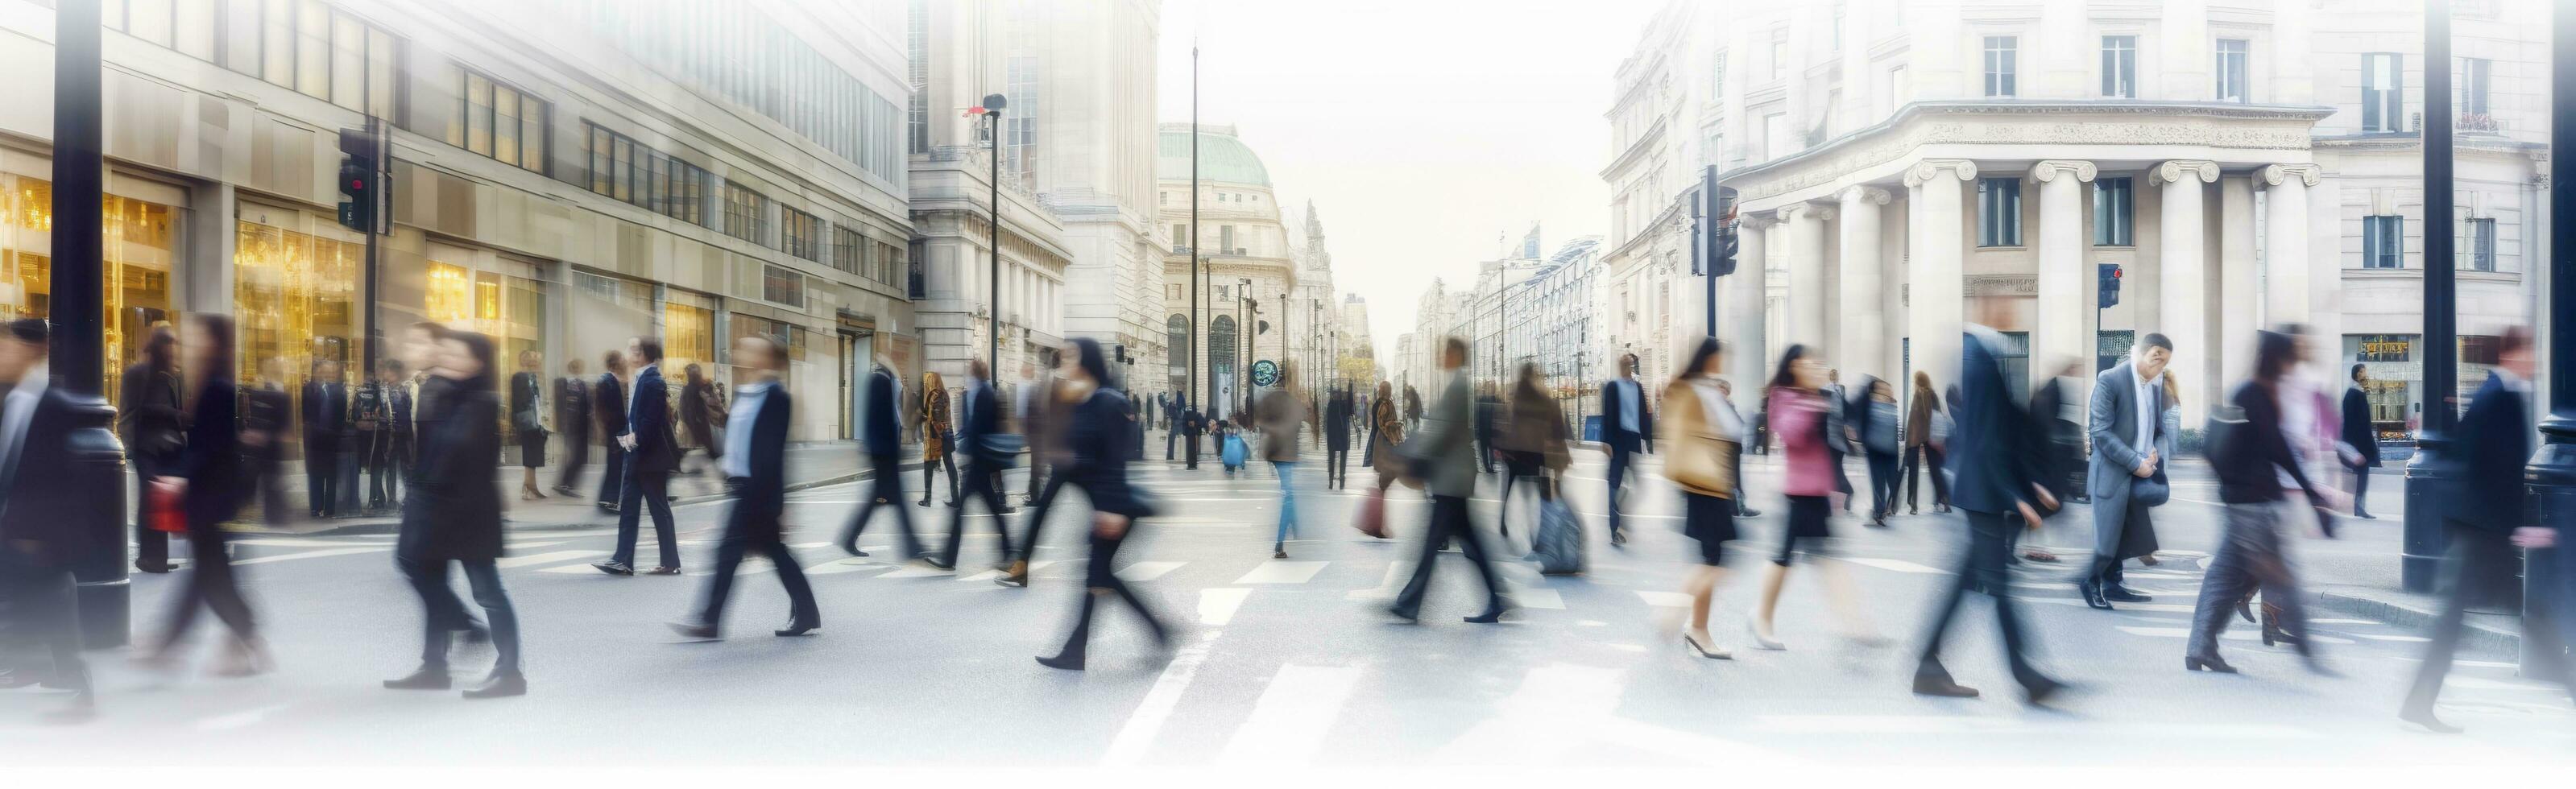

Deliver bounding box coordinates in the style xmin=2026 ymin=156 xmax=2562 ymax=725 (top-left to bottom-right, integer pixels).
xmin=1166 ymin=314 xmax=1191 ymax=402
xmin=1209 ymin=315 xmax=1238 ymax=420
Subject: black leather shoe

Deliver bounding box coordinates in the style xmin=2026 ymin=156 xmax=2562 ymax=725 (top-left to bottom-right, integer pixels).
xmin=1464 ymin=605 xmax=1510 ymax=624
xmin=590 ymin=561 xmax=635 ymax=576
xmin=667 ymin=620 xmax=719 ymax=640
xmin=1912 ymin=676 xmax=1980 ymax=698
xmin=2022 ymin=677 xmax=2068 ymax=705
xmin=383 ymin=666 xmax=452 ymax=690
xmin=462 ymin=672 xmax=526 ymax=700
xmin=2185 ymin=654 xmax=2238 ymax=674
xmin=1386 ymin=606 xmax=1420 ymax=623
xmin=775 ymin=620 xmax=820 ymax=637
xmin=1036 ymin=653 xmax=1085 ymax=671
xmin=645 ymin=566 xmax=682 ymax=576
xmin=2078 ymin=580 xmax=2113 ymax=610
xmin=2104 ymin=585 xmax=2153 ymax=603
xmin=921 ymin=557 xmax=955 ymax=570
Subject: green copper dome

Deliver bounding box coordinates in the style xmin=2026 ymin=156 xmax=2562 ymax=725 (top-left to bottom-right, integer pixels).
xmin=1158 ymin=124 xmax=1272 ymax=187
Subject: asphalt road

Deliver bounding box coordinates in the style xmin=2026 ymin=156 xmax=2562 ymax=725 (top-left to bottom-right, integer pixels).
xmin=5 ymin=442 xmax=2570 ymax=769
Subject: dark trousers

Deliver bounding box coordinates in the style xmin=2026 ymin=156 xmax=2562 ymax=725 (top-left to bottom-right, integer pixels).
xmin=1164 ymin=424 xmax=1178 ymax=460
xmin=2407 ymin=526 xmax=2576 ymax=713
xmin=920 ymin=448 xmax=958 ymax=504
xmin=595 ymin=443 xmax=627 ymax=506
xmin=1903 ymin=444 xmax=1949 ymax=510
xmin=400 ymin=556 xmax=520 ymax=675
xmin=133 ymin=454 xmax=171 ymax=567
xmin=839 ymin=452 xmax=921 ymax=556
xmin=365 ymin=431 xmax=402 ymax=507
xmin=1866 ymin=449 xmax=1899 ymax=518
xmin=1915 ymin=508 xmax=2048 ymax=691
xmin=612 ymin=464 xmax=678 ymax=568
xmin=304 ymin=440 xmax=340 ymax=516
xmin=942 ymin=460 xmax=1016 ymax=567
xmin=2350 ymin=466 xmax=2372 ymax=514
xmin=2188 ymin=503 xmax=2309 ymax=658
xmin=1327 ymin=447 xmax=1350 ymax=488
xmin=1015 ymin=469 xmax=1073 ymax=563
xmin=1605 ymin=444 xmax=1638 ymax=535
xmin=1183 ymin=434 xmax=1202 ymax=469
xmin=1476 ymin=434 xmax=1494 ymax=473
xmin=1831 ymin=448 xmax=1853 ymax=509
xmin=1391 ymin=494 xmax=1504 ymax=618
xmin=0 ymin=553 xmax=87 ymax=693
xmin=1495 ymin=456 xmax=1555 ymax=538
xmin=697 ymin=478 xmax=819 ymax=629
xmin=156 ymin=525 xmax=258 ymax=649
xmin=2086 ymin=497 xmax=2152 ymax=588
xmin=1045 ymin=531 xmax=1168 ymax=660
xmin=557 ymin=428 xmax=590 ymax=491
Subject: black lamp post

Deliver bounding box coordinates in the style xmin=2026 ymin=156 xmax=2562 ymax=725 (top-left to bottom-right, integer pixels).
xmin=981 ymin=93 xmax=1006 ymax=378
xmin=52 ymin=0 xmax=130 ymax=646
xmin=2521 ymin=0 xmax=2576 ymax=674
xmin=2403 ymin=0 xmax=2460 ymax=593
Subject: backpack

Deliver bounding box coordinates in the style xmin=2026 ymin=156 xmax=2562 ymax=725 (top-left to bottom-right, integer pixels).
xmin=1525 ymin=497 xmax=1584 ymax=575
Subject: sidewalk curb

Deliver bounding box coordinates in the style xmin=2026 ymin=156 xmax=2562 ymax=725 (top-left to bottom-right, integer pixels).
xmin=2311 ymin=589 xmax=2521 ymax=657
xmin=257 ymin=463 xmax=912 ymax=538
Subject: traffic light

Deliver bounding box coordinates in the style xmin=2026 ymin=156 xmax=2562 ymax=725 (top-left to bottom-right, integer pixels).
xmin=337 ymin=127 xmax=378 ymax=233
xmin=2098 ymin=262 xmax=2123 ymax=308
xmin=1694 ymin=167 xmax=1738 ymax=277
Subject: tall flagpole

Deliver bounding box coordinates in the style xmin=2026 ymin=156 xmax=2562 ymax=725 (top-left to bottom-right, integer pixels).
xmin=1191 ymin=44 xmax=1203 ymax=417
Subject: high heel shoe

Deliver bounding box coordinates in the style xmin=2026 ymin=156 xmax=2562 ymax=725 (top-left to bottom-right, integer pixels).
xmin=2185 ymin=654 xmax=2238 ymax=673
xmin=1747 ymin=618 xmax=1784 ymax=651
xmin=1683 ymin=632 xmax=1733 ymax=659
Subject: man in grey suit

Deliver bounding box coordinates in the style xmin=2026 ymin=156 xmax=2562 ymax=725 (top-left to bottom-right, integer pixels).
xmin=1389 ymin=337 xmax=1507 ymax=625
xmin=2080 ymin=333 xmax=2173 ymax=610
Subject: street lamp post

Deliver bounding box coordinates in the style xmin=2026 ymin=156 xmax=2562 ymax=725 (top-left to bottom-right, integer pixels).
xmin=981 ymin=93 xmax=1006 ymax=378
xmin=2404 ymin=0 xmax=2459 ymax=593
xmin=52 ymin=0 xmax=130 ymax=646
xmin=2522 ymin=0 xmax=2576 ymax=674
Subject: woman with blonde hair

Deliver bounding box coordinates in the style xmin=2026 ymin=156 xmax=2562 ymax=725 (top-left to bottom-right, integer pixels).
xmin=917 ymin=370 xmax=958 ymax=507
xmin=1661 ymin=337 xmax=1738 ymax=659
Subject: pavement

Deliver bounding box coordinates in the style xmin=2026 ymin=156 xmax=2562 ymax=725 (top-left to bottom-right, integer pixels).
xmin=12 ymin=430 xmax=2572 ymax=767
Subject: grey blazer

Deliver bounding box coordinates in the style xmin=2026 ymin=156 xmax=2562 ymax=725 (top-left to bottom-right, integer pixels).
xmin=1405 ymin=371 xmax=1477 ymax=498
xmin=2085 ymin=361 xmax=2169 ymax=502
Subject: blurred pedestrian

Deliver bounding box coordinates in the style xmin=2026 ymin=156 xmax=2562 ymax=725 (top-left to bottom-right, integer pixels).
xmin=1497 ymin=363 xmax=1570 ymax=542
xmin=1902 ymin=372 xmax=1949 ymax=514
xmin=1750 ymin=345 xmax=1878 ymax=650
xmin=351 ymin=360 xmax=391 ymax=510
xmin=595 ymin=337 xmax=680 ymax=576
xmin=1719 ymin=379 xmax=1760 ymax=518
xmin=592 ymin=349 xmax=628 ymax=512
xmin=2341 ymin=364 xmax=2381 ymax=519
xmin=1660 ymin=338 xmax=1738 ymax=660
xmin=1911 ymin=312 xmax=2063 ymax=704
xmin=383 ymin=327 xmax=524 ymax=700
xmin=1403 ymin=383 xmax=1422 ymax=430
xmin=511 ymin=350 xmax=549 ymax=501
xmin=1162 ymin=392 xmax=1182 ymax=461
xmin=2185 ymin=328 xmax=2345 ymax=678
xmin=677 ymin=362 xmax=719 ymax=497
xmin=122 ymin=326 xmax=184 ymax=572
xmin=2020 ymin=360 xmax=2087 ymax=564
xmin=1389 ymin=337 xmax=1508 ymax=626
xmin=367 ymin=361 xmax=413 ymax=510
xmin=1828 ymin=369 xmax=1857 ymax=513
xmin=1021 ymin=356 xmax=1059 ymax=503
xmin=938 ymin=358 xmax=1015 ymax=573
xmin=1179 ymin=399 xmax=1205 ymax=470
xmin=1599 ymin=353 xmax=1655 ymax=546
xmin=838 ymin=359 xmax=921 ymax=560
xmin=553 ymin=357 xmax=590 ymax=497
xmin=1257 ymin=363 xmax=1307 ymax=558
xmin=672 ymin=334 xmax=818 ymax=640
xmin=1323 ymin=386 xmax=1354 ymax=490
xmin=2401 ymin=326 xmax=2571 ymax=733
xmin=244 ymin=357 xmax=293 ymax=526
xmin=1473 ymin=382 xmax=1499 ymax=475
xmin=1364 ymin=379 xmax=1411 ymax=518
xmin=2080 ymin=333 xmax=2173 ymax=610
xmin=917 ymin=370 xmax=958 ymax=507
xmin=0 ymin=319 xmax=99 ymax=721
xmin=1860 ymin=377 xmax=1900 ymax=527
xmin=1035 ymin=338 xmax=1169 ymax=671
xmin=141 ymin=314 xmax=270 ymax=678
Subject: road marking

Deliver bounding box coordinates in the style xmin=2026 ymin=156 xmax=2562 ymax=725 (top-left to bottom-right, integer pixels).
xmin=1837 ymin=557 xmax=1949 ymax=574
xmin=194 ymin=703 xmax=292 ymax=731
xmin=1234 ymin=561 xmax=1326 ymax=585
xmin=1116 ymin=561 xmax=1186 ymax=581
xmin=2116 ymin=626 xmax=2354 ymax=645
xmin=1636 ymin=590 xmax=1692 ymax=608
xmin=878 ymin=564 xmax=954 ymax=579
xmin=539 ymin=563 xmax=614 ymax=574
xmin=1101 ymin=630 xmax=1222 ymax=767
xmin=1502 ymin=588 xmax=1564 ymax=609
xmin=2346 ymin=633 xmax=2431 ymax=642
xmin=234 ymin=538 xmax=392 ymax=547
xmin=1432 ymin=665 xmax=1621 ymax=764
xmin=234 ymin=547 xmax=387 ymax=565
xmin=1345 ymin=561 xmax=1413 ymax=601
xmin=804 ymin=559 xmax=889 ymax=576
xmin=2310 ymin=618 xmax=2382 ymax=626
xmin=1199 ymin=588 xmax=1251 ymax=625
xmin=495 ymin=550 xmax=597 ymax=569
xmin=1215 ymin=663 xmax=1363 ymax=766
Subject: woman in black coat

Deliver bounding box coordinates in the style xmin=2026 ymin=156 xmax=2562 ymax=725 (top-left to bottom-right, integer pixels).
xmin=121 ymin=326 xmax=185 ymax=572
xmin=141 ymin=314 xmax=269 ymax=676
xmin=384 ymin=327 xmax=525 ymax=700
xmin=1036 ymin=338 xmax=1166 ymax=671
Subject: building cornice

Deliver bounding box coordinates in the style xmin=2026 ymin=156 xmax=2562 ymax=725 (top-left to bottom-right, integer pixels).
xmin=1597 ymin=117 xmax=1671 ymax=180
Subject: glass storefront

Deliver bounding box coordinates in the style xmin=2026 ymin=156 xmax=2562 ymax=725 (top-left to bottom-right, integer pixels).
xmin=236 ymin=206 xmax=360 ymax=389
xmin=662 ymin=300 xmax=715 ymax=384
xmin=426 ymin=259 xmax=548 ymax=445
xmin=0 ymin=174 xmax=179 ymax=399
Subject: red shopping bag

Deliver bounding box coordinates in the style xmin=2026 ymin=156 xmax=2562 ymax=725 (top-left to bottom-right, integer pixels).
xmin=147 ymin=480 xmax=187 ymax=534
xmin=1353 ymin=488 xmax=1388 ymax=539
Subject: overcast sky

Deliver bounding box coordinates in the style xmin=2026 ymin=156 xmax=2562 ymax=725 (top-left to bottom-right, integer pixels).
xmin=1154 ymin=0 xmax=1659 ymax=367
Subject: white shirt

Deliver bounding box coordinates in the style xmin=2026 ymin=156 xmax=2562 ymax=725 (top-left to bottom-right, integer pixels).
xmin=1614 ymin=378 xmax=1641 ymax=434
xmin=2133 ymin=367 xmax=2158 ymax=454
xmin=722 ymin=381 xmax=769 ymax=479
xmin=1698 ymin=379 xmax=1741 ymax=440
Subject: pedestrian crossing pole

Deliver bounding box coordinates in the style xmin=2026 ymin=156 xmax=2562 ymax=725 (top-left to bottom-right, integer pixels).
xmin=2521 ymin=0 xmax=2576 ymax=674
xmin=52 ymin=0 xmax=131 ymax=647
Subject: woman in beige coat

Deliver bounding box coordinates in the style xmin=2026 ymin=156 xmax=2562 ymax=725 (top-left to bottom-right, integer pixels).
xmin=1660 ymin=337 xmax=1739 ymax=659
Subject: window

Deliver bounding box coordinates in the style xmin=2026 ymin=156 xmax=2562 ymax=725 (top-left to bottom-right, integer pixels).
xmin=661 ymin=159 xmax=708 ymax=225
xmin=1978 ymin=177 xmax=2022 ymax=246
xmin=781 ymin=209 xmax=822 ymax=262
xmin=2214 ymin=39 xmax=2249 ymax=103
xmin=1172 ymin=224 xmax=1187 ymax=250
xmin=832 ymin=226 xmax=863 ymax=275
xmin=1762 ymin=112 xmax=1791 ymax=159
xmin=213 ymin=0 xmax=396 ymax=114
xmin=2093 ymin=177 xmax=2134 ymax=246
xmin=452 ymin=68 xmax=549 ymax=173
xmin=2457 ymin=57 xmax=2493 ymax=130
xmin=1887 ymin=65 xmax=1910 ymax=111
xmin=2363 ymin=215 xmax=2403 ymax=268
xmin=1831 ymin=2 xmax=1844 ymax=52
xmin=2462 ymin=217 xmax=2496 ymax=272
xmin=2362 ymin=53 xmax=2404 ymax=133
xmin=907 ymin=0 xmax=929 ymax=154
xmin=106 ymin=0 xmax=218 ymax=62
xmin=907 ymin=239 xmax=926 ymax=299
xmin=2101 ymin=35 xmax=2136 ymax=98
xmin=1220 ymin=225 xmax=1236 ymax=254
xmin=761 ymin=265 xmax=806 ymax=308
xmin=723 ymin=181 xmax=769 ymax=245
xmin=1983 ymin=36 xmax=2017 ymax=97
xmin=1005 ymin=54 xmax=1039 ymax=182
xmin=1711 ymin=52 xmax=1728 ymax=101
xmin=1769 ymin=34 xmax=1786 ymax=80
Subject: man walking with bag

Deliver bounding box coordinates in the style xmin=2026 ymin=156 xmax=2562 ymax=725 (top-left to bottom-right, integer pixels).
xmin=2079 ymin=334 xmax=2173 ymax=609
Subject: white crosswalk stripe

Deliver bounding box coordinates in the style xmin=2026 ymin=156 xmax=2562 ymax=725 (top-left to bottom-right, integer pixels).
xmin=1234 ymin=560 xmax=1326 ymax=585
xmin=1215 ymin=663 xmax=1363 ymax=766
xmin=495 ymin=550 xmax=597 ymax=569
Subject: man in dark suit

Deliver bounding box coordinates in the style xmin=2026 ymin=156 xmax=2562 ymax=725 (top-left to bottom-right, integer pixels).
xmin=1163 ymin=393 xmax=1180 ymax=460
xmin=938 ymin=359 xmax=1015 ymax=572
xmin=1180 ymin=403 xmax=1206 ymax=470
xmin=2080 ymin=333 xmax=2174 ymax=609
xmin=1323 ymin=386 xmax=1354 ymax=489
xmin=0 ymin=320 xmax=97 ymax=721
xmin=1912 ymin=312 xmax=2064 ymax=704
xmin=243 ymin=357 xmax=294 ymax=526
xmin=553 ymin=357 xmax=590 ymax=497
xmin=591 ymin=351 xmax=627 ymax=511
xmin=595 ymin=337 xmax=680 ymax=576
xmin=2402 ymin=328 xmax=2573 ymax=733
xmin=301 ymin=360 xmax=349 ymax=518
xmin=2341 ymin=364 xmax=2382 ymax=519
xmin=1599 ymin=353 xmax=1655 ymax=544
xmin=671 ymin=334 xmax=818 ymax=640
xmin=839 ymin=360 xmax=922 ymax=560
xmin=353 ymin=361 xmax=393 ymax=510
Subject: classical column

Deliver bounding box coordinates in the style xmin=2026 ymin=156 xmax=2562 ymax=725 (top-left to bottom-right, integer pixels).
xmin=1732 ymin=212 xmax=1776 ymax=412
xmin=2151 ymin=159 xmax=2219 ymax=427
xmin=1837 ymin=186 xmax=1892 ymax=385
xmin=2219 ymin=175 xmax=2259 ymax=387
xmin=2031 ymin=160 xmax=2095 ymax=390
xmin=1784 ymin=202 xmax=1834 ymax=353
xmin=1904 ymin=159 xmax=1976 ymax=389
xmin=2263 ymin=163 xmax=2322 ymax=382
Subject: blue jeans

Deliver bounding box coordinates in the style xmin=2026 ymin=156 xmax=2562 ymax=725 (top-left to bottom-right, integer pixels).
xmin=1271 ymin=461 xmax=1299 ymax=543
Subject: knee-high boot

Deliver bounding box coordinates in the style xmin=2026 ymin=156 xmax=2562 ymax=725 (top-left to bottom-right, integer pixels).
xmin=1037 ymin=589 xmax=1102 ymax=671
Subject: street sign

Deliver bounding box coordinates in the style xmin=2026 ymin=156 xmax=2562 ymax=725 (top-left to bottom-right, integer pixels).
xmin=1251 ymin=359 xmax=1279 ymax=387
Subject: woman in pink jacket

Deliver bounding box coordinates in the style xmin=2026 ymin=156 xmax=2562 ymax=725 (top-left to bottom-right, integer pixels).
xmin=1750 ymin=344 xmax=1881 ymax=651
